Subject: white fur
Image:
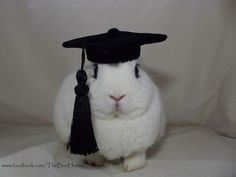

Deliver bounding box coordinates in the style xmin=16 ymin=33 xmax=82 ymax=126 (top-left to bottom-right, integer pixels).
xmin=53 ymin=59 xmax=166 ymax=170
xmin=123 ymin=150 xmax=146 ymax=171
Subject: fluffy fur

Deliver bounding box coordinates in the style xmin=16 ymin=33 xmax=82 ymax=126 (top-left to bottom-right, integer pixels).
xmin=53 ymin=59 xmax=166 ymax=171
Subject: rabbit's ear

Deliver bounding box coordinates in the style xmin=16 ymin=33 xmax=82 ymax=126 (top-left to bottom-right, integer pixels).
xmin=134 ymin=63 xmax=140 ymax=78
xmin=92 ymin=64 xmax=98 ymax=79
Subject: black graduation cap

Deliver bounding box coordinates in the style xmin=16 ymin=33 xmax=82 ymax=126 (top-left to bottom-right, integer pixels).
xmin=63 ymin=28 xmax=167 ymax=63
xmin=63 ymin=28 xmax=167 ymax=155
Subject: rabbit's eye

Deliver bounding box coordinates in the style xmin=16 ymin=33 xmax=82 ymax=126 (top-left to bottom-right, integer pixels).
xmin=134 ymin=64 xmax=140 ymax=78
xmin=93 ymin=63 xmax=98 ymax=79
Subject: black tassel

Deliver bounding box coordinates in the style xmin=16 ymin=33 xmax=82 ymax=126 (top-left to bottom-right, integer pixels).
xmin=67 ymin=48 xmax=99 ymax=155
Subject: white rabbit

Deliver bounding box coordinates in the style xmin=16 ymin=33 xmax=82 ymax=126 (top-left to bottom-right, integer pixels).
xmin=53 ymin=59 xmax=166 ymax=171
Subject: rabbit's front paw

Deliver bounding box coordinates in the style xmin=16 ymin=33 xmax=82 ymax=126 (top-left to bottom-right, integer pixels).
xmin=83 ymin=153 xmax=104 ymax=167
xmin=123 ymin=150 xmax=146 ymax=172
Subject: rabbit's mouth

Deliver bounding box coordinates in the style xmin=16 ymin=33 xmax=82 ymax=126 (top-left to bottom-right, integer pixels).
xmin=111 ymin=107 xmax=125 ymax=117
xmin=91 ymin=99 xmax=148 ymax=120
xmin=106 ymin=103 xmax=127 ymax=118
xmin=112 ymin=111 xmax=120 ymax=118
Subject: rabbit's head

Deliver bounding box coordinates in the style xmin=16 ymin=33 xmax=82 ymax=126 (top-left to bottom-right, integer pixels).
xmin=88 ymin=59 xmax=155 ymax=120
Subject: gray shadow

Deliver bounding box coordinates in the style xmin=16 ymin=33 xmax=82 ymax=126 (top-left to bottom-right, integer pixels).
xmin=142 ymin=65 xmax=176 ymax=91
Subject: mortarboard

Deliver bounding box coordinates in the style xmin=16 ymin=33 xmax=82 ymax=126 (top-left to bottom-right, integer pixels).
xmin=63 ymin=28 xmax=167 ymax=155
xmin=63 ymin=28 xmax=167 ymax=63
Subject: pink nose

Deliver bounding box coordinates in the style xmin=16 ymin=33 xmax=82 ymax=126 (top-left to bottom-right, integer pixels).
xmin=109 ymin=95 xmax=126 ymax=102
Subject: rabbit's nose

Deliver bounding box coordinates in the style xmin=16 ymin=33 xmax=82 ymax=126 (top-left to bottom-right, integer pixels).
xmin=109 ymin=95 xmax=126 ymax=102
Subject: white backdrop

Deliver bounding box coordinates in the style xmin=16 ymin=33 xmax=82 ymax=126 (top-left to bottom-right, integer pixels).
xmin=0 ymin=0 xmax=235 ymax=137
